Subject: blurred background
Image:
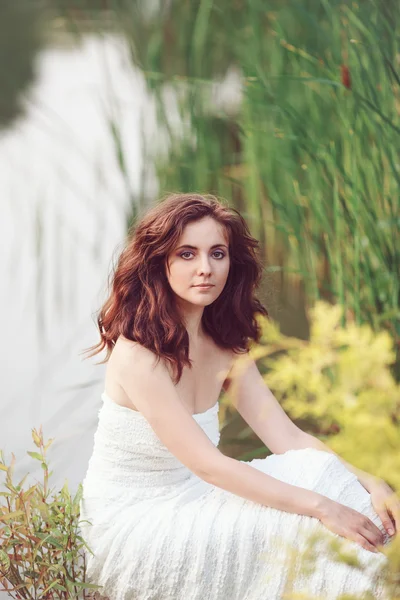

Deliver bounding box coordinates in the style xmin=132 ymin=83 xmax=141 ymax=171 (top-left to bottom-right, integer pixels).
xmin=1 ymin=0 xmax=399 ymax=496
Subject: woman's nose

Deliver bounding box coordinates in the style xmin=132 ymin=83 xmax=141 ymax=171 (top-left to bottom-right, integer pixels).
xmin=197 ymin=256 xmax=212 ymax=275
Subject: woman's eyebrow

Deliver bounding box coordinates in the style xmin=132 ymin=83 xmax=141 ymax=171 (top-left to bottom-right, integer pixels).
xmin=176 ymin=244 xmax=228 ymax=250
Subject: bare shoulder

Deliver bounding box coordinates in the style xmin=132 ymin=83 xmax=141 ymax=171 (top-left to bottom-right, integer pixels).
xmin=105 ymin=336 xmax=162 ymax=409
xmin=223 ymin=344 xmax=248 ymax=366
xmin=112 ymin=335 xmax=159 ymax=370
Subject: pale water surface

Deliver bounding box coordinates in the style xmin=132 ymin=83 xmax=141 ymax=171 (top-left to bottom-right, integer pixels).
xmin=0 ymin=33 xmax=167 ymax=495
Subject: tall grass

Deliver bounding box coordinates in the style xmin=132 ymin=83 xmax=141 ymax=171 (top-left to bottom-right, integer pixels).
xmin=98 ymin=0 xmax=400 ymax=374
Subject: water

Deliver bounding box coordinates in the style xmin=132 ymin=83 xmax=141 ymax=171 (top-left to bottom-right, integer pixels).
xmin=0 ymin=33 xmax=165 ymax=495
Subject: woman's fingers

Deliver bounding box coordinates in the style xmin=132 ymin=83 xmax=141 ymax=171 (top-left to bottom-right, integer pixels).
xmin=360 ymin=521 xmax=384 ymax=548
xmin=388 ymin=499 xmax=400 ymax=535
xmin=355 ymin=534 xmax=379 ymax=554
xmin=377 ymin=507 xmax=396 ymax=536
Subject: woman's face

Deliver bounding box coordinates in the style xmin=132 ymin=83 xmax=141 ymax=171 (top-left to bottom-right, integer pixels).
xmin=165 ymin=217 xmax=230 ymax=307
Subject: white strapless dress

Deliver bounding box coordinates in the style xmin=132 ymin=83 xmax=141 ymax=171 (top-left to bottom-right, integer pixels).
xmin=79 ymin=392 xmax=390 ymax=600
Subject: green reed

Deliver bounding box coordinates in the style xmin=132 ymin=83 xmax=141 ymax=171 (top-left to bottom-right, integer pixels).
xmin=99 ymin=0 xmax=399 ymax=372
xmin=55 ymin=0 xmax=400 ymax=374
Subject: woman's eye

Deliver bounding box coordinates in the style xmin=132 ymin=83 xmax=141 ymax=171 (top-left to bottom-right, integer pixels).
xmin=179 ymin=250 xmax=225 ymax=260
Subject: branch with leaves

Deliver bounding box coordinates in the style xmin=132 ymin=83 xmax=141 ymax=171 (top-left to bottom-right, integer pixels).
xmin=0 ymin=427 xmax=103 ymax=599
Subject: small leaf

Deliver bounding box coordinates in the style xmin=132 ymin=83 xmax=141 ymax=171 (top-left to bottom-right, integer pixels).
xmin=31 ymin=428 xmax=41 ymax=446
xmin=27 ymin=451 xmax=43 ymax=461
xmin=42 ymin=579 xmax=62 ymax=594
xmin=0 ymin=510 xmax=25 ymax=521
xmin=16 ymin=473 xmax=30 ymax=488
xmin=44 ymin=536 xmax=64 ymax=549
xmin=44 ymin=438 xmax=55 ymax=452
xmin=0 ymin=549 xmax=11 ymax=572
xmin=70 ymin=580 xmax=104 ymax=590
xmin=23 ymin=484 xmax=38 ymax=500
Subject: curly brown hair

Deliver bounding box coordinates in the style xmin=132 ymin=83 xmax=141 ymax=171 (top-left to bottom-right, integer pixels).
xmin=82 ymin=192 xmax=269 ymax=384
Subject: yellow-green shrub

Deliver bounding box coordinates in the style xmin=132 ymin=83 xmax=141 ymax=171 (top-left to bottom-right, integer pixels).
xmin=245 ymin=300 xmax=400 ymax=491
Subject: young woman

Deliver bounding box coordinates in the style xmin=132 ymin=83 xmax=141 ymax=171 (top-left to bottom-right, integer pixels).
xmin=80 ymin=193 xmax=397 ymax=600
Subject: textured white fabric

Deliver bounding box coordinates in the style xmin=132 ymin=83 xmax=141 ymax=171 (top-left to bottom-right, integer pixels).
xmin=80 ymin=392 xmax=390 ymax=600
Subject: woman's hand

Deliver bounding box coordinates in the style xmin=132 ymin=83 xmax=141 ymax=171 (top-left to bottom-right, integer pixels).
xmin=318 ymin=499 xmax=385 ymax=554
xmin=367 ymin=477 xmax=400 ymax=539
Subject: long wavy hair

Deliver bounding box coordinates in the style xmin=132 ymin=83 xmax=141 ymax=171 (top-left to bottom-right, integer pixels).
xmin=82 ymin=192 xmax=269 ymax=384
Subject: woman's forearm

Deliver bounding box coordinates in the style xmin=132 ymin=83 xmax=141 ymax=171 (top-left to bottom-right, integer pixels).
xmin=293 ymin=432 xmax=377 ymax=493
xmin=207 ymin=454 xmax=329 ymax=519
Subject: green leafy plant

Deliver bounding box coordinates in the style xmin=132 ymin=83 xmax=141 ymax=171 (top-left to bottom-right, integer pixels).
xmin=0 ymin=427 xmax=103 ymax=599
xmin=226 ymin=300 xmax=400 ymax=492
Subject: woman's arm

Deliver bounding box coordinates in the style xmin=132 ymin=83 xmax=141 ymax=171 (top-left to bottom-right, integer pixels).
xmin=114 ymin=339 xmax=330 ymax=519
xmin=225 ymin=354 xmax=379 ymax=492
xmin=207 ymin=454 xmax=329 ymax=519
